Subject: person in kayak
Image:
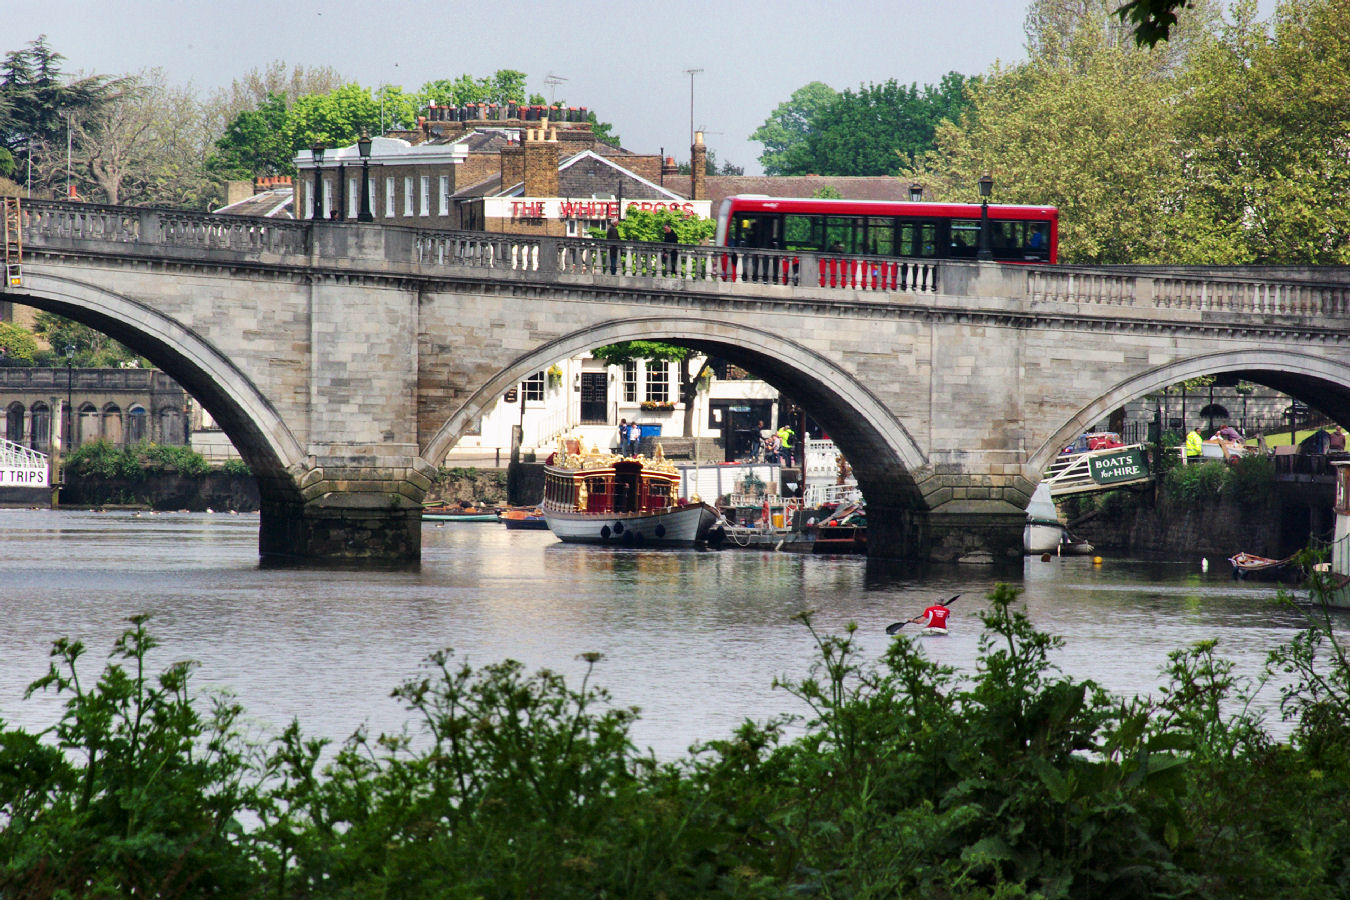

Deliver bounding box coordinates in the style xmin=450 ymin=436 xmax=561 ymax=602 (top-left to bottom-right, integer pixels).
xmin=910 ymin=602 xmax=951 ymax=634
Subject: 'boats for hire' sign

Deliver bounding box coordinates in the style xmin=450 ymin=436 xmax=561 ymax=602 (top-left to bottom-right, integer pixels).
xmin=1088 ymin=448 xmax=1149 ymax=485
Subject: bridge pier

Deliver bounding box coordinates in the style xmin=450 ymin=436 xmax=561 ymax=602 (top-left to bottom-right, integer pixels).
xmin=866 ymin=504 xmax=1025 ymax=563
xmin=257 ymin=460 xmax=433 ymax=565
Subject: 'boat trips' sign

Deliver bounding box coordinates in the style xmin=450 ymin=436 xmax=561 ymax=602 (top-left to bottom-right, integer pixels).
xmin=1088 ymin=449 xmax=1149 ymax=485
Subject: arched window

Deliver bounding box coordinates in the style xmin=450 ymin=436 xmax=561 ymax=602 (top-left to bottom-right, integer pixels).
xmin=103 ymin=403 xmax=124 ymax=446
xmin=126 ymin=405 xmax=148 ymax=445
xmin=77 ymin=403 xmax=99 ymax=447
xmin=5 ymin=403 xmax=24 ymax=444
xmin=1199 ymin=404 xmax=1229 ymax=420
xmin=30 ymin=403 xmax=50 ymax=452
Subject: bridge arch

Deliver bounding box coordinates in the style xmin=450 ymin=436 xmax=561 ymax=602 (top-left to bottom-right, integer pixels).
xmin=1031 ymin=349 xmax=1350 ymax=475
xmin=425 ymin=315 xmax=931 ymax=510
xmin=10 ymin=273 xmax=307 ymax=495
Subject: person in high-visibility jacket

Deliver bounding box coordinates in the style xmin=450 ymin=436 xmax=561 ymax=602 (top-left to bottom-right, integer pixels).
xmin=1185 ymin=428 xmax=1203 ymax=458
xmin=776 ymin=425 xmax=796 ymax=467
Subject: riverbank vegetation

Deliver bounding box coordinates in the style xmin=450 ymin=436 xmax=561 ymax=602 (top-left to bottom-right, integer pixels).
xmin=3 ymin=584 xmax=1349 ymax=897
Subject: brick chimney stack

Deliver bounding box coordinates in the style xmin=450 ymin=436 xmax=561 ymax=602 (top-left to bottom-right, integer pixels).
xmin=691 ymin=131 xmax=707 ymax=201
xmin=523 ymin=119 xmax=560 ymax=198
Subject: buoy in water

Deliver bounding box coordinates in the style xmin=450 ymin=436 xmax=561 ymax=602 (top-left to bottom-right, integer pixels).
xmin=1040 ymin=553 xmax=1052 ymax=562
xmin=1092 ymin=556 xmax=1103 ymax=565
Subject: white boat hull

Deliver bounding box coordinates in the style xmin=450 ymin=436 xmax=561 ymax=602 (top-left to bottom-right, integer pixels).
xmin=1024 ymin=521 xmax=1064 ymax=554
xmin=544 ymin=502 xmax=718 ymax=547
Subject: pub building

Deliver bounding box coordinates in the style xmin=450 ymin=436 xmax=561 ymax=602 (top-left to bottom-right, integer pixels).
xmin=292 ymin=104 xmax=711 ymax=236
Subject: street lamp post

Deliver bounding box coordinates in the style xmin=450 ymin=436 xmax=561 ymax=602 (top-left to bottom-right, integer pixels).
xmin=64 ymin=344 xmax=74 ymax=452
xmin=357 ymin=131 xmax=374 ymax=222
xmin=977 ymin=173 xmax=994 ymax=261
xmin=908 ymin=182 xmax=923 ymax=203
xmin=310 ymin=142 xmax=326 ymax=220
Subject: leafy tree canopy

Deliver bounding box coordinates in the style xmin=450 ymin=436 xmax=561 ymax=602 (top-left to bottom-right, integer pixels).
xmin=611 ymin=207 xmax=715 ymax=244
xmin=903 ymin=0 xmax=1350 ymax=265
xmin=753 ymin=74 xmax=975 ymax=176
xmin=751 ymin=81 xmax=837 ymax=176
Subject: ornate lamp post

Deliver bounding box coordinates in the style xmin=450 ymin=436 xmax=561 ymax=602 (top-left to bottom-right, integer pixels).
xmin=908 ymin=182 xmax=923 ymax=203
xmin=977 ymin=172 xmax=993 ymax=261
xmin=357 ymin=130 xmax=374 ymax=222
xmin=310 ymin=142 xmax=325 ymax=220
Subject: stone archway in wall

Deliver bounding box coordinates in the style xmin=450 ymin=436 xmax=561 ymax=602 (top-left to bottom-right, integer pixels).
xmin=6 ymin=276 xmax=308 ymax=502
xmin=1029 ymin=349 xmax=1350 ymax=477
xmin=422 ymin=315 xmax=931 ymax=515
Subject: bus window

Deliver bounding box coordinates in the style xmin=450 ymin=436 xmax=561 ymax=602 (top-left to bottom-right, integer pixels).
xmin=866 ymin=220 xmax=894 ymax=256
xmin=899 ymin=220 xmax=939 ymax=257
xmin=732 ymin=214 xmax=780 ymax=249
xmin=825 ymin=217 xmax=860 ymax=253
xmin=950 ymin=219 xmax=980 ymax=258
xmin=1024 ymin=221 xmax=1051 ymax=260
xmin=783 ymin=214 xmax=818 ymax=251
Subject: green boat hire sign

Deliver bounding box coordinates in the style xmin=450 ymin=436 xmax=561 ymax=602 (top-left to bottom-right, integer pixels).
xmin=1088 ymin=448 xmax=1149 ymax=485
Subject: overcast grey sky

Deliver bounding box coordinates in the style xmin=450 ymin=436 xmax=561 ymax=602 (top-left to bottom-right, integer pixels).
xmin=10 ymin=1 xmax=1275 ymax=175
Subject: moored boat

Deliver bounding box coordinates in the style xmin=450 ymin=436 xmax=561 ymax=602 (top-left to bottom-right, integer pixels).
xmin=423 ymin=503 xmax=499 ymax=522
xmin=1228 ymin=551 xmax=1303 ymax=582
xmin=501 ymin=505 xmax=548 ymax=530
xmin=541 ymin=439 xmax=718 ymax=547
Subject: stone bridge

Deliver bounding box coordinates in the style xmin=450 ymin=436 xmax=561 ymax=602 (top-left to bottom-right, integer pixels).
xmin=6 ymin=199 xmax=1350 ymax=564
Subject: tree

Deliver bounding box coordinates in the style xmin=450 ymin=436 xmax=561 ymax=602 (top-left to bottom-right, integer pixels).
xmin=0 ymin=36 xmax=125 ymax=197
xmin=751 ymin=82 xmax=837 ymax=176
xmin=761 ymin=75 xmax=975 ymax=176
xmin=1171 ymin=0 xmax=1350 ymax=264
xmin=32 ymin=312 xmax=142 ymax=367
xmin=0 ymin=321 xmax=38 ymax=362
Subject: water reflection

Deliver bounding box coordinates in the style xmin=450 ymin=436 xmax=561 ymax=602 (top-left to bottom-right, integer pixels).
xmin=0 ymin=509 xmax=1333 ymax=758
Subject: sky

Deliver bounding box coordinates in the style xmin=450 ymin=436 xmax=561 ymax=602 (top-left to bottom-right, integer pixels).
xmin=10 ymin=1 xmax=1278 ymax=176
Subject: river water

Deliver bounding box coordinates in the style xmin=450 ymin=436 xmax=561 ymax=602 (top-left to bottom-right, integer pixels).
xmin=0 ymin=509 xmax=1327 ymax=757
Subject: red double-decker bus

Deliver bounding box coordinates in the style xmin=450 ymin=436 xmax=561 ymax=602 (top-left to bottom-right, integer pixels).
xmin=714 ymin=195 xmax=1058 ymax=264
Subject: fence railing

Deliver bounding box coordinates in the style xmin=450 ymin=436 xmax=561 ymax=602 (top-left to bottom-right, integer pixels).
xmin=16 ymin=199 xmax=1343 ymax=314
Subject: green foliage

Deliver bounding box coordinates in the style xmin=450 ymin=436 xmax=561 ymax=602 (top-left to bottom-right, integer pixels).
xmin=65 ymin=440 xmax=209 ymax=481
xmin=757 ymin=74 xmax=975 ymax=176
xmin=1165 ymin=458 xmax=1227 ymax=504
xmin=905 ymin=0 xmax=1350 ymax=265
xmin=1227 ymin=452 xmax=1275 ymax=506
xmin=612 ymin=206 xmax=715 ymax=244
xmin=10 ymin=586 xmax=1350 ymax=894
xmin=0 ymin=321 xmax=38 ymax=361
xmin=219 ymin=458 xmax=252 ymax=476
xmin=0 ymin=615 xmax=258 ymax=895
xmin=751 ymin=81 xmax=838 ymax=175
xmin=31 ymin=312 xmax=142 ymax=367
xmin=1163 ymin=453 xmax=1275 ymax=507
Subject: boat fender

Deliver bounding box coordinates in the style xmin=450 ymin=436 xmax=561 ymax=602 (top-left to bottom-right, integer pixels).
xmin=613 ymin=521 xmax=625 ymax=535
xmin=655 ymin=523 xmax=666 ymax=538
xmin=600 ymin=525 xmax=611 ymax=540
xmin=632 ymin=531 xmax=644 ymax=546
xmin=621 ymin=529 xmax=637 ymax=546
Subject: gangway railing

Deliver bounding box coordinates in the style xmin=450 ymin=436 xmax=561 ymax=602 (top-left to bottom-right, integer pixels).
xmin=1042 ymin=443 xmax=1152 ymax=497
xmin=0 ymin=437 xmax=49 ymax=487
xmin=803 ymin=482 xmax=863 ymax=507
